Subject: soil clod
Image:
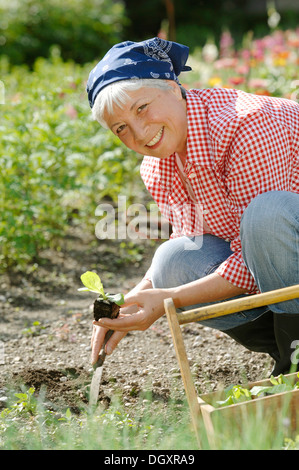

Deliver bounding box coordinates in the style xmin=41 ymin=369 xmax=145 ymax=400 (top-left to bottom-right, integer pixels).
xmin=93 ymin=298 xmax=120 ymax=321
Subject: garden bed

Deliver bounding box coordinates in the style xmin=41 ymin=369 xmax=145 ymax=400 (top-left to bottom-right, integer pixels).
xmin=199 ymin=372 xmax=299 ymax=443
xmin=0 ymin=227 xmax=277 ymax=418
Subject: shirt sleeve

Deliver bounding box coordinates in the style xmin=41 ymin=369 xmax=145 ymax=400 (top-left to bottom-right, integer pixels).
xmin=215 ymin=109 xmax=294 ymax=293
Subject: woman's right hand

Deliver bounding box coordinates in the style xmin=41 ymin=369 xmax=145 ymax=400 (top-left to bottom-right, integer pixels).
xmin=90 ymin=279 xmax=152 ymax=365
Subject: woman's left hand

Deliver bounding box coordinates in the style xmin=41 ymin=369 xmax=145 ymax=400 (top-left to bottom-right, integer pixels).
xmin=93 ymin=288 xmax=170 ymax=333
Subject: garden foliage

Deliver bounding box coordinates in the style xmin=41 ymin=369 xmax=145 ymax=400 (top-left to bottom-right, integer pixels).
xmin=0 ymin=52 xmax=140 ymax=272
xmin=0 ymin=0 xmax=127 ymax=66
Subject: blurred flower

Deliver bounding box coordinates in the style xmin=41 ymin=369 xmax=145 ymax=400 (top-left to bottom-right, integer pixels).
xmin=202 ymin=42 xmax=218 ymax=63
xmin=158 ymin=29 xmax=167 ymax=40
xmin=287 ymin=37 xmax=299 ymax=48
xmin=253 ymin=89 xmax=271 ymax=96
xmin=220 ymin=30 xmax=234 ymax=57
xmin=236 ymin=64 xmax=250 ymax=75
xmin=248 ymin=78 xmax=270 ymax=89
xmin=65 ymin=104 xmax=78 ymax=119
xmin=273 ymin=54 xmax=287 ymax=67
xmin=11 ymin=92 xmax=22 ymax=104
xmin=214 ymin=58 xmax=237 ymax=69
xmin=268 ymin=10 xmax=281 ymax=29
xmin=229 ymin=76 xmax=245 ymax=86
xmin=208 ymin=76 xmax=222 ymax=87
xmin=184 ymin=26 xmax=299 ymax=100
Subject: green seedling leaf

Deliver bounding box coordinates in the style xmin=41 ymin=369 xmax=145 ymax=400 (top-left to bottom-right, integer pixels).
xmin=106 ymin=293 xmax=125 ymax=306
xmin=250 ymin=385 xmax=272 ymax=396
xmin=216 ymin=385 xmax=252 ymax=407
xmin=251 ymin=383 xmax=293 ymax=396
xmin=79 ymin=271 xmax=105 ymax=296
xmin=78 ymin=271 xmax=124 ymax=305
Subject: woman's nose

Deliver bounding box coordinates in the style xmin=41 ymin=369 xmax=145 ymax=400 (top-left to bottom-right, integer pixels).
xmin=132 ymin=120 xmax=148 ymax=143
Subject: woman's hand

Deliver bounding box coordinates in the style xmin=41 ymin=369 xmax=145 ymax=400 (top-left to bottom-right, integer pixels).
xmin=90 ymin=302 xmax=142 ymax=365
xmin=91 ymin=288 xmax=170 ymax=364
xmin=94 ymin=288 xmax=169 ymax=331
xmin=90 ymin=278 xmax=154 ymax=364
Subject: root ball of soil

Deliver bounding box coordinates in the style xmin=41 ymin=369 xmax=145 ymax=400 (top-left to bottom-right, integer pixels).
xmin=93 ymin=298 xmax=120 ymax=321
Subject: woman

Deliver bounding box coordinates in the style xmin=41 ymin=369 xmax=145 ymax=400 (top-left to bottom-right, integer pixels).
xmin=87 ymin=37 xmax=299 ymax=375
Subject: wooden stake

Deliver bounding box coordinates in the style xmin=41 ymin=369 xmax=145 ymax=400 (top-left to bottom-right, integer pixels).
xmin=164 ymin=298 xmax=202 ymax=448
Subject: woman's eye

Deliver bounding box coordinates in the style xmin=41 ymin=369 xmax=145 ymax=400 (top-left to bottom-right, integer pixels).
xmin=137 ymin=104 xmax=147 ymax=113
xmin=116 ymin=124 xmax=126 ymax=134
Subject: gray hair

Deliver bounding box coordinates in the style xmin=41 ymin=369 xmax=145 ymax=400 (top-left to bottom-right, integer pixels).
xmin=92 ymin=79 xmax=184 ymax=128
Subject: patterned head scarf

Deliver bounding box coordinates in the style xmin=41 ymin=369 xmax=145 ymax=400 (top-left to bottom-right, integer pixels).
xmin=87 ymin=37 xmax=191 ymax=108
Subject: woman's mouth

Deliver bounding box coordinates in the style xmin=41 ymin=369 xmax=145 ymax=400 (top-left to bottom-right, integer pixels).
xmin=146 ymin=127 xmax=164 ymax=148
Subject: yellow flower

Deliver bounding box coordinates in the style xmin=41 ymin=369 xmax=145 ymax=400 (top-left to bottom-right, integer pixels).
xmin=273 ymin=57 xmax=286 ymax=67
xmin=208 ymin=76 xmax=222 ymax=87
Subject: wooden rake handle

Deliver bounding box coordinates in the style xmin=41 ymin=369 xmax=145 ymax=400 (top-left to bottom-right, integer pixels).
xmin=175 ymin=284 xmax=299 ymax=325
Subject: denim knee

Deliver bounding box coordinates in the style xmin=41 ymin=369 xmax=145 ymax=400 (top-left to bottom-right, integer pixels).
xmin=240 ymin=190 xmax=299 ymax=312
xmin=150 ymin=236 xmax=202 ymax=288
xmin=241 ymin=190 xmax=299 ymax=265
xmin=150 ymin=234 xmax=233 ymax=289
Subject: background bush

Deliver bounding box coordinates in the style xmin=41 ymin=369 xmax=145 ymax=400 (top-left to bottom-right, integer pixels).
xmin=0 ymin=51 xmax=141 ymax=272
xmin=0 ymin=0 xmax=127 ymax=66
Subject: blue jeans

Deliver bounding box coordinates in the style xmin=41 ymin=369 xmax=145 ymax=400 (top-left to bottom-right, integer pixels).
xmin=150 ymin=191 xmax=299 ymax=331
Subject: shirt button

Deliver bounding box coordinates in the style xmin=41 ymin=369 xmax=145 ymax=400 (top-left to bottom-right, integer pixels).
xmin=188 ymin=171 xmax=196 ymax=179
xmin=203 ymin=209 xmax=209 ymax=215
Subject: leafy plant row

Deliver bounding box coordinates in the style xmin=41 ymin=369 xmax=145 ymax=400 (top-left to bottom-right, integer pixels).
xmin=0 ymin=0 xmax=127 ymax=66
xmin=216 ymin=373 xmax=299 ymax=407
xmin=0 ymin=52 xmax=141 ymax=272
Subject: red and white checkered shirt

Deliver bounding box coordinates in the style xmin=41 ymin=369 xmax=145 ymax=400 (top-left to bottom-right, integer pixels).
xmin=140 ymin=88 xmax=299 ymax=293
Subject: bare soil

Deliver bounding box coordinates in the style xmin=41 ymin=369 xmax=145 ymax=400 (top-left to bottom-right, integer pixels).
xmin=0 ymin=227 xmax=275 ymax=415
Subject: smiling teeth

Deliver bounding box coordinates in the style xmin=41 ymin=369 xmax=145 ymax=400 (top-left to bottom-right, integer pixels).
xmin=147 ymin=128 xmax=163 ymax=147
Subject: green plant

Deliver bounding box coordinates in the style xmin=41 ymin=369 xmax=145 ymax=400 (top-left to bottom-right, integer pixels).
xmin=22 ymin=320 xmax=47 ymax=337
xmin=216 ymin=384 xmax=252 ymax=407
xmin=217 ymin=373 xmax=299 ymax=407
xmin=284 ymin=434 xmax=299 ymax=450
xmin=0 ymin=0 xmax=127 ymax=66
xmin=0 ymin=384 xmax=200 ymax=450
xmin=78 ymin=271 xmax=124 ymax=306
xmin=0 ymin=57 xmax=141 ymax=273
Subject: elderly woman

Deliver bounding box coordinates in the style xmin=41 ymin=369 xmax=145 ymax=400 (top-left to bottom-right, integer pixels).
xmin=87 ymin=37 xmax=299 ymax=376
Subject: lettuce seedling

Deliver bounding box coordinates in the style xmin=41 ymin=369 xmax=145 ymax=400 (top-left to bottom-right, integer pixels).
xmin=78 ymin=271 xmax=124 ymax=320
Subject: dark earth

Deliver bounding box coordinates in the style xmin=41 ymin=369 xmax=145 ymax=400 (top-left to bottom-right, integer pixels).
xmin=0 ymin=226 xmax=275 ymax=415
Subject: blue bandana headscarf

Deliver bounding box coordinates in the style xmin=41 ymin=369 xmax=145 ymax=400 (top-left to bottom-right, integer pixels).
xmin=87 ymin=37 xmax=191 ymax=108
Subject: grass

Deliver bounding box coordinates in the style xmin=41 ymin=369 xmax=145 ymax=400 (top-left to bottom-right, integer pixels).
xmin=0 ymin=386 xmax=200 ymax=450
xmin=1 ymin=383 xmax=298 ymax=450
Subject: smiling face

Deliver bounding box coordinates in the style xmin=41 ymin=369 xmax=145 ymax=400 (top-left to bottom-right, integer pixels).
xmin=103 ymin=81 xmax=188 ymax=160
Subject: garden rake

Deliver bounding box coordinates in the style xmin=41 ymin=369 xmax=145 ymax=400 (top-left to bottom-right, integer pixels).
xmin=164 ymin=283 xmax=299 ymax=448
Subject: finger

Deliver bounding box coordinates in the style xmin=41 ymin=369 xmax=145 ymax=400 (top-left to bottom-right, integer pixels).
xmin=91 ymin=323 xmax=108 ymax=349
xmin=105 ymin=330 xmax=127 ymax=356
xmin=122 ymin=293 xmax=143 ymax=308
xmin=119 ymin=303 xmax=140 ymax=315
xmin=90 ymin=325 xmax=109 ymax=364
xmin=93 ymin=309 xmax=147 ymax=332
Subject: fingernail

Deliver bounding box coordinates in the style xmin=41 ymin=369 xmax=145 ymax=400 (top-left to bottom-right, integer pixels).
xmin=106 ymin=345 xmax=112 ymax=355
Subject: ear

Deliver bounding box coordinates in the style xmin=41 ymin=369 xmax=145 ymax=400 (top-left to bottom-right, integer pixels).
xmin=165 ymin=80 xmax=184 ymax=100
